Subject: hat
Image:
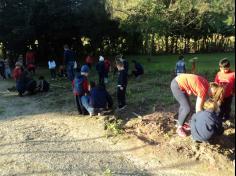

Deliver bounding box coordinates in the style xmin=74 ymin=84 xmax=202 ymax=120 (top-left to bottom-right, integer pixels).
xmin=99 ymin=56 xmax=104 ymax=62
xmin=81 ymin=65 xmax=90 ymax=73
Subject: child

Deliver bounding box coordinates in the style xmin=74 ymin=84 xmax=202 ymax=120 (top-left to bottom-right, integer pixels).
xmin=116 ymin=60 xmax=128 ymax=110
xmin=85 ymin=55 xmax=94 ymax=69
xmin=104 ymin=57 xmax=111 ymax=84
xmin=73 ymin=65 xmax=90 ymax=115
xmin=175 ymin=55 xmax=186 ymax=76
xmin=96 ymin=56 xmax=106 ymax=86
xmin=190 ymin=99 xmax=224 ymax=142
xmin=132 ymin=60 xmax=144 ymax=79
xmin=26 ymin=49 xmax=36 ymax=74
xmin=4 ymin=58 xmax=11 ymax=78
xmin=13 ymin=62 xmax=24 ymax=96
xmin=170 ymin=74 xmax=224 ymax=137
xmin=37 ymin=76 xmax=50 ymax=92
xmin=81 ymin=81 xmax=113 ymax=116
xmin=215 ymin=58 xmax=235 ymax=121
xmin=0 ymin=58 xmax=6 ymax=80
xmin=48 ymin=58 xmax=57 ymax=80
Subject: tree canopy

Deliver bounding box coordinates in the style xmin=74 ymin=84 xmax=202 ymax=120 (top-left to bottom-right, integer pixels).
xmin=0 ymin=0 xmax=235 ymax=59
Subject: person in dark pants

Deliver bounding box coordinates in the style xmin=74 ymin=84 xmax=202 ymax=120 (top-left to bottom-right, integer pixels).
xmin=170 ymin=74 xmax=225 ymax=137
xmin=191 ymin=99 xmax=224 ymax=142
xmin=96 ymin=56 xmax=106 ymax=86
xmin=48 ymin=58 xmax=57 ymax=80
xmin=73 ymin=65 xmax=90 ymax=115
xmin=215 ymin=58 xmax=235 ymax=121
xmin=132 ymin=60 xmax=144 ymax=79
xmin=81 ymin=81 xmax=113 ymax=116
xmin=64 ymin=44 xmax=76 ymax=81
xmin=0 ymin=59 xmax=6 ymax=79
xmin=116 ymin=60 xmax=128 ymax=110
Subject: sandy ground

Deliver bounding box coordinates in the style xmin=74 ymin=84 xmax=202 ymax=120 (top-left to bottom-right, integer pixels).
xmin=0 ymin=79 xmax=235 ymax=176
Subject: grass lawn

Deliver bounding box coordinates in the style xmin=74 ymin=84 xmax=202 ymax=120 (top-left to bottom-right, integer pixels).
xmin=29 ymin=52 xmax=235 ymax=118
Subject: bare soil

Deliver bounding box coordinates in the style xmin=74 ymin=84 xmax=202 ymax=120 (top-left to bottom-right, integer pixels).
xmin=0 ymin=79 xmax=235 ymax=176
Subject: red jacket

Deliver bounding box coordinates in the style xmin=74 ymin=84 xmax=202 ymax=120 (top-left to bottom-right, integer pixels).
xmin=26 ymin=51 xmax=35 ymax=65
xmin=215 ymin=70 xmax=235 ymax=98
xmin=72 ymin=75 xmax=89 ymax=96
xmin=13 ymin=67 xmax=22 ymax=80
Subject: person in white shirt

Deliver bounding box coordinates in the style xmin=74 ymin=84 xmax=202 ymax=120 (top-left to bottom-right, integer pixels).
xmin=48 ymin=58 xmax=57 ymax=80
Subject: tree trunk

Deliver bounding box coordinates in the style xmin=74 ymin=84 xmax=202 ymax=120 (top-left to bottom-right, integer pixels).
xmin=165 ymin=36 xmax=169 ymax=53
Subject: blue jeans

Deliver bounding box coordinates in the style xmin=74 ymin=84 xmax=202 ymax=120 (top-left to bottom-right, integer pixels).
xmin=81 ymin=96 xmax=94 ymax=114
xmin=67 ymin=61 xmax=75 ymax=81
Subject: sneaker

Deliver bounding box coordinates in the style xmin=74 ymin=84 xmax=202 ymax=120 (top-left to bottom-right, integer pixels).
xmin=183 ymin=123 xmax=191 ymax=131
xmin=89 ymin=112 xmax=95 ymax=117
xmin=176 ymin=127 xmax=187 ymax=137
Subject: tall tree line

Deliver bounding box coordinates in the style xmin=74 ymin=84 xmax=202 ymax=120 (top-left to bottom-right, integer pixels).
xmin=0 ymin=0 xmax=235 ymax=60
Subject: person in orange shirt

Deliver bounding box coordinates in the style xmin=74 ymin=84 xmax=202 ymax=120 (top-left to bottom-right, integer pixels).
xmin=170 ymin=74 xmax=224 ymax=137
xmin=215 ymin=58 xmax=235 ymax=121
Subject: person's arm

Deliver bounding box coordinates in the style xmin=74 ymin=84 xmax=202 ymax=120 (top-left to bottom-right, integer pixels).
xmin=183 ymin=63 xmax=186 ymax=73
xmin=195 ymin=96 xmax=205 ymax=112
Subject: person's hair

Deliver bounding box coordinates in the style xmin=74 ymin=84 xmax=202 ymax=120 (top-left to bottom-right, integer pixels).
xmin=89 ymin=81 xmax=96 ymax=88
xmin=209 ymin=82 xmax=225 ymax=105
xmin=219 ymin=58 xmax=230 ymax=68
xmin=203 ymin=99 xmax=218 ymax=111
xmin=116 ymin=60 xmax=124 ymax=67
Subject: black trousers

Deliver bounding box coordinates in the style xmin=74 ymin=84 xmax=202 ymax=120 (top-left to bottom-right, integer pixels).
xmin=0 ymin=68 xmax=6 ymax=79
xmin=75 ymin=95 xmax=88 ymax=115
xmin=219 ymin=96 xmax=233 ymax=121
xmin=99 ymin=74 xmax=105 ymax=86
xmin=50 ymin=69 xmax=56 ymax=79
xmin=117 ymin=87 xmax=126 ymax=108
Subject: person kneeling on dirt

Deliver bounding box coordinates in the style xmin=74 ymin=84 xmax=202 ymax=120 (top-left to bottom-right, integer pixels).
xmin=131 ymin=60 xmax=144 ymax=79
xmin=73 ymin=65 xmax=90 ymax=115
xmin=36 ymin=76 xmax=50 ymax=92
xmin=190 ymin=99 xmax=224 ymax=143
xmin=81 ymin=81 xmax=113 ymax=116
xmin=15 ymin=70 xmax=37 ymax=96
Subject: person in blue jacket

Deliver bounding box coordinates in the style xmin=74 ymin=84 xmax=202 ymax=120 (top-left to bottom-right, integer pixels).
xmin=190 ymin=99 xmax=224 ymax=142
xmin=64 ymin=44 xmax=76 ymax=81
xmin=73 ymin=65 xmax=90 ymax=115
xmin=81 ymin=81 xmax=113 ymax=116
xmin=132 ymin=60 xmax=144 ymax=78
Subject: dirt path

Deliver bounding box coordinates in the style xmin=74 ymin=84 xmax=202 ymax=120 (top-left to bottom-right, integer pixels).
xmin=0 ymin=80 xmax=234 ymax=176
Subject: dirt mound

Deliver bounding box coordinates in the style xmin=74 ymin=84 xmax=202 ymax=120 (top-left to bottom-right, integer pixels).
xmin=124 ymin=111 xmax=235 ymax=174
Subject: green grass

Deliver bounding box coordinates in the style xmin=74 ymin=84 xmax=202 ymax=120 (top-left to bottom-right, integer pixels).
xmin=34 ymin=52 xmax=235 ymax=116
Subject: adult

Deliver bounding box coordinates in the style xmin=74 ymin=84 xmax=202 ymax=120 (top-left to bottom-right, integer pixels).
xmin=132 ymin=60 xmax=144 ymax=79
xmin=170 ymin=74 xmax=224 ymax=137
xmin=81 ymin=82 xmax=113 ymax=116
xmin=175 ymin=55 xmax=186 ymax=76
xmin=64 ymin=44 xmax=76 ymax=81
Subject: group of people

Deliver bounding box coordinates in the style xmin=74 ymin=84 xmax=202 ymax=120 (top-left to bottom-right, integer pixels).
xmin=2 ymin=44 xmax=234 ymax=144
xmin=171 ymin=58 xmax=234 ymax=142
xmin=12 ymin=61 xmax=49 ymax=96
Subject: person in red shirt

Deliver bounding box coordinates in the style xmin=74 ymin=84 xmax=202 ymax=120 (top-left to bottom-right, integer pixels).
xmin=85 ymin=55 xmax=94 ymax=69
xmin=170 ymin=74 xmax=224 ymax=137
xmin=215 ymin=58 xmax=235 ymax=121
xmin=26 ymin=48 xmax=36 ymax=74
